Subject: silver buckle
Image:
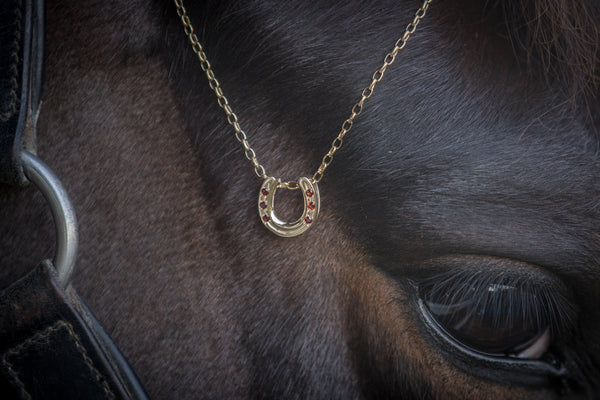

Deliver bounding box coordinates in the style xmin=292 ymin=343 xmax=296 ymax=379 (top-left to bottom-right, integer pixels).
xmin=22 ymin=151 xmax=78 ymax=287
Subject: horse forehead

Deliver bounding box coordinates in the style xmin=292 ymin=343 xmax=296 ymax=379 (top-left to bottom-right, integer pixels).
xmin=344 ymin=116 xmax=600 ymax=273
xmin=313 ymin=10 xmax=600 ymax=272
xmin=329 ymin=29 xmax=600 ymax=269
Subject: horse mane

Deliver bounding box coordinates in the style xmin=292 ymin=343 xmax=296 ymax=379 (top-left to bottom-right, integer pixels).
xmin=494 ymin=0 xmax=600 ymax=108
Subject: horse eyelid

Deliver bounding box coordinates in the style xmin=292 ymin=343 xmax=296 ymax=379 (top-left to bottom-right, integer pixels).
xmin=416 ymin=263 xmax=577 ymax=336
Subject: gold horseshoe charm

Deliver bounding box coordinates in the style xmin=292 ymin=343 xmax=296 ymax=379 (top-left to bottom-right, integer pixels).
xmin=258 ymin=177 xmax=320 ymax=237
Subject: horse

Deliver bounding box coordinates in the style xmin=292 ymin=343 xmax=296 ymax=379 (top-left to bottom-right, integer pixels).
xmin=1 ymin=0 xmax=599 ymax=398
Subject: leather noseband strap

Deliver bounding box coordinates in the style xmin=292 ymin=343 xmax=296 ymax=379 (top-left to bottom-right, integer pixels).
xmin=0 ymin=263 xmax=149 ymax=400
xmin=0 ymin=0 xmax=43 ymax=185
xmin=1 ymin=1 xmax=149 ymax=398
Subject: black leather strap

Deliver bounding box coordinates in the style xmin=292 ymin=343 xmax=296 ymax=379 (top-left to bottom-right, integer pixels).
xmin=2 ymin=1 xmax=150 ymax=398
xmin=0 ymin=262 xmax=149 ymax=400
xmin=0 ymin=0 xmax=44 ymax=185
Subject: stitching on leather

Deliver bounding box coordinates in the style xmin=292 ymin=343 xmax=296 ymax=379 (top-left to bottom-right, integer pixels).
xmin=59 ymin=321 xmax=116 ymax=400
xmin=1 ymin=357 xmax=31 ymax=400
xmin=0 ymin=0 xmax=23 ymax=121
xmin=2 ymin=320 xmax=116 ymax=400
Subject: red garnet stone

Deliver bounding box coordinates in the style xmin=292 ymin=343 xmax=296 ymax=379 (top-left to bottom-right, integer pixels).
xmin=304 ymin=216 xmax=312 ymax=224
xmin=307 ymin=201 xmax=316 ymax=210
xmin=306 ymin=189 xmax=314 ymax=197
xmin=262 ymin=215 xmax=270 ymax=222
xmin=260 ymin=201 xmax=268 ymax=209
xmin=261 ymin=188 xmax=269 ymax=196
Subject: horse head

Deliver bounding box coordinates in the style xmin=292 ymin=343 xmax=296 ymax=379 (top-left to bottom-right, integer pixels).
xmin=1 ymin=0 xmax=599 ymax=398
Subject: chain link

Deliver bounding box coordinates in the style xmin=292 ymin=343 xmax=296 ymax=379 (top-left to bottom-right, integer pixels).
xmin=174 ymin=0 xmax=432 ymax=184
xmin=311 ymin=0 xmax=432 ymax=183
xmin=173 ymin=0 xmax=268 ymax=179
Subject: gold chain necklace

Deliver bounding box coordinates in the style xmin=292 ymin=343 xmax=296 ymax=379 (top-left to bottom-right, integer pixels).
xmin=174 ymin=0 xmax=432 ymax=237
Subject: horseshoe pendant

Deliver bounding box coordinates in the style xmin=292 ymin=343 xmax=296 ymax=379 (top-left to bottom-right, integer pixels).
xmin=258 ymin=177 xmax=320 ymax=237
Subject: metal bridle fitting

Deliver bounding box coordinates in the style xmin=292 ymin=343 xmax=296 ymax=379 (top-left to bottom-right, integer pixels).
xmin=21 ymin=151 xmax=78 ymax=287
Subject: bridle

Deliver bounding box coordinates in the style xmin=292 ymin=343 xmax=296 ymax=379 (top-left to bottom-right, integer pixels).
xmin=0 ymin=1 xmax=147 ymax=398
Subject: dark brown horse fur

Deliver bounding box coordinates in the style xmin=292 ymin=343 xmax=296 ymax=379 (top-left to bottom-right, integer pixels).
xmin=1 ymin=0 xmax=600 ymax=398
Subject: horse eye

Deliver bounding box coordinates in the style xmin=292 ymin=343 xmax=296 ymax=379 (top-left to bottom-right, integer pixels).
xmin=420 ymin=279 xmax=558 ymax=359
xmin=422 ymin=285 xmax=548 ymax=358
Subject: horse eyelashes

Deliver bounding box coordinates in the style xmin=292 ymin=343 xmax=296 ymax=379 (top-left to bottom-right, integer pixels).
xmin=417 ymin=264 xmax=576 ymax=359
